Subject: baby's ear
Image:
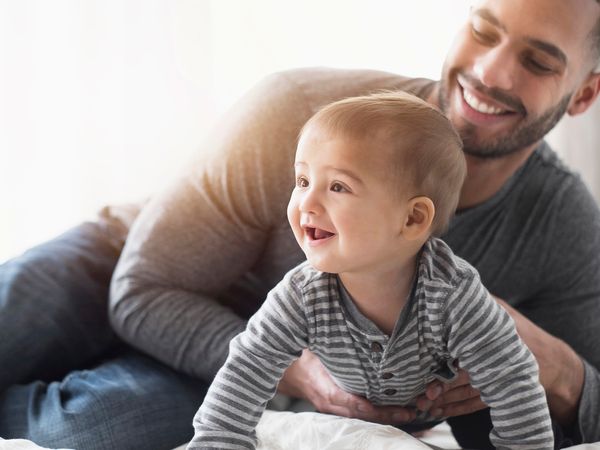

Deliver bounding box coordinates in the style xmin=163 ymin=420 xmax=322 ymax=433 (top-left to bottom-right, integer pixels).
xmin=402 ymin=196 xmax=435 ymax=241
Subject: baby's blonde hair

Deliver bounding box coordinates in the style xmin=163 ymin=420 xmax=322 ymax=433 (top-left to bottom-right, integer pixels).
xmin=301 ymin=91 xmax=466 ymax=236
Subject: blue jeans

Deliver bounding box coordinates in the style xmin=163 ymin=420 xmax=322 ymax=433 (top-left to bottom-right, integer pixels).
xmin=0 ymin=222 xmax=208 ymax=449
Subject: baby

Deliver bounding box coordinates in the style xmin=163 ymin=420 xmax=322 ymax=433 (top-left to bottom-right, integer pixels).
xmin=187 ymin=92 xmax=554 ymax=449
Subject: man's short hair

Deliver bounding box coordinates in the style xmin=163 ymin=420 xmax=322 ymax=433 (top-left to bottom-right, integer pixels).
xmin=301 ymin=91 xmax=466 ymax=236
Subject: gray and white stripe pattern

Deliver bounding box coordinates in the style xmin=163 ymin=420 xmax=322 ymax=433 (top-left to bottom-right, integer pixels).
xmin=189 ymin=238 xmax=553 ymax=449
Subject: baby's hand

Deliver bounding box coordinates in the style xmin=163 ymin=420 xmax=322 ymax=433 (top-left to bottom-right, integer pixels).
xmin=278 ymin=349 xmax=416 ymax=425
xmin=415 ymin=368 xmax=485 ymax=418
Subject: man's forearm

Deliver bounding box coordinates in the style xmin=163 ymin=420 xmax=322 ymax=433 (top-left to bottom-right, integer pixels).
xmin=545 ymin=337 xmax=584 ymax=425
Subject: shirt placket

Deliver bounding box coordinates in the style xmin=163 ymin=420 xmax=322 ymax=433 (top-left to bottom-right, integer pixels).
xmin=368 ymin=337 xmax=398 ymax=400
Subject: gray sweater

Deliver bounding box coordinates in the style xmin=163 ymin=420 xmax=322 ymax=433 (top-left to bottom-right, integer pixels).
xmin=108 ymin=67 xmax=600 ymax=442
xmin=190 ymin=239 xmax=553 ymax=449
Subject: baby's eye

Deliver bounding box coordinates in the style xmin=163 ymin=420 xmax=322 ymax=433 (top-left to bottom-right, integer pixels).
xmin=330 ymin=182 xmax=348 ymax=193
xmin=296 ymin=176 xmax=309 ymax=188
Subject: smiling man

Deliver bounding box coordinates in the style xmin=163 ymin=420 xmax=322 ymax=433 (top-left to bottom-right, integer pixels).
xmin=1 ymin=0 xmax=600 ymax=449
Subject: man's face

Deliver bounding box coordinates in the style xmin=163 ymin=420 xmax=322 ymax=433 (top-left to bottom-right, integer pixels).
xmin=438 ymin=0 xmax=599 ymax=158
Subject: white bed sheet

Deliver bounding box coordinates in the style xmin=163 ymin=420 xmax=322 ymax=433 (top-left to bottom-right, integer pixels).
xmin=254 ymin=410 xmax=437 ymax=450
xmin=3 ymin=411 xmax=600 ymax=450
xmin=173 ymin=410 xmax=600 ymax=450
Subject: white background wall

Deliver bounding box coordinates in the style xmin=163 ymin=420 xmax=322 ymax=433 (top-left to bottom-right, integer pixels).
xmin=1 ymin=0 xmax=598 ymax=263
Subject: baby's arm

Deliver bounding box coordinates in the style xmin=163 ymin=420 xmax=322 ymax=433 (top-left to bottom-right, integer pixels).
xmin=445 ymin=269 xmax=554 ymax=449
xmin=187 ymin=273 xmax=309 ymax=450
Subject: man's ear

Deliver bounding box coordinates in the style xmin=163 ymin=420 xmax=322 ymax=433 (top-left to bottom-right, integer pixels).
xmin=568 ymin=72 xmax=600 ymax=116
xmin=402 ymin=196 xmax=435 ymax=241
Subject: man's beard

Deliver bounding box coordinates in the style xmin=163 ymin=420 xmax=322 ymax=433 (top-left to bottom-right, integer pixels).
xmin=438 ymin=70 xmax=572 ymax=159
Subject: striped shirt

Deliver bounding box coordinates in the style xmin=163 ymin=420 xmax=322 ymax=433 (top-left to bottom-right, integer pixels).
xmin=189 ymin=238 xmax=553 ymax=449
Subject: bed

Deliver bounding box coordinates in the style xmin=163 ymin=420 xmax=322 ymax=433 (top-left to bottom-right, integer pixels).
xmin=3 ymin=411 xmax=600 ymax=450
xmin=174 ymin=410 xmax=600 ymax=450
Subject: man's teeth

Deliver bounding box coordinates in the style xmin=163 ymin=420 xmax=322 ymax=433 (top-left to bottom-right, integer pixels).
xmin=463 ymin=90 xmax=505 ymax=115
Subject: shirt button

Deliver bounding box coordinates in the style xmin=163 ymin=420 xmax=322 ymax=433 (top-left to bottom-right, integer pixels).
xmin=382 ymin=372 xmax=393 ymax=380
xmin=384 ymin=388 xmax=397 ymax=396
xmin=371 ymin=342 xmax=383 ymax=352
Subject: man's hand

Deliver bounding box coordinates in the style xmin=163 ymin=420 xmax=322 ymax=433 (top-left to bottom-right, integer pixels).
xmin=278 ymin=349 xmax=416 ymax=425
xmin=415 ymin=368 xmax=486 ymax=418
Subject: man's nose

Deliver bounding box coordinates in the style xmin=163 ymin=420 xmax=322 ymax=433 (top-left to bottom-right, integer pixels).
xmin=473 ymin=46 xmax=515 ymax=92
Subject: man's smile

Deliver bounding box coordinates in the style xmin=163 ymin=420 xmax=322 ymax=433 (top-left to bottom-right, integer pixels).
xmin=462 ymin=89 xmax=507 ymax=115
xmin=454 ymin=73 xmax=526 ymax=128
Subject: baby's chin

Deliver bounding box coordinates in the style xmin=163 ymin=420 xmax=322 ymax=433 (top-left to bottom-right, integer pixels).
xmin=305 ymin=256 xmax=338 ymax=274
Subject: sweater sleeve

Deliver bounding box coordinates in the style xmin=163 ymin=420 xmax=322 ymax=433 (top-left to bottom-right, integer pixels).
xmin=108 ymin=71 xmax=312 ymax=381
xmin=187 ymin=271 xmax=309 ymax=450
xmin=444 ymin=266 xmax=554 ymax=450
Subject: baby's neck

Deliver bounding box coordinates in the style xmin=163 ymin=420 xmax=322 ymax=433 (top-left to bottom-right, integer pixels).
xmin=338 ymin=255 xmax=419 ymax=336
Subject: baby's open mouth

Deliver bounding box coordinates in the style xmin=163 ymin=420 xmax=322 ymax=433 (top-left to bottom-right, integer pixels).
xmin=306 ymin=227 xmax=335 ymax=240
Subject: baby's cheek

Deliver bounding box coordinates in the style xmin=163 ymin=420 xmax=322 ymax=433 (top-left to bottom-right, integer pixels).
xmin=286 ymin=205 xmax=302 ymax=242
xmin=286 ymin=198 xmax=298 ymax=226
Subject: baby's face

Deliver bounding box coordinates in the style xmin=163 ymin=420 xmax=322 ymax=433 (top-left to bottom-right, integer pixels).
xmin=287 ymin=128 xmax=412 ymax=275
